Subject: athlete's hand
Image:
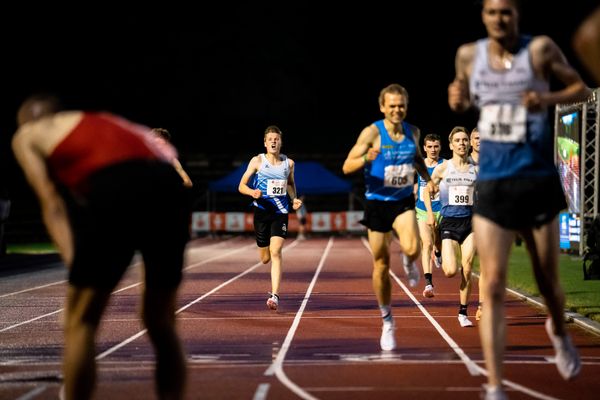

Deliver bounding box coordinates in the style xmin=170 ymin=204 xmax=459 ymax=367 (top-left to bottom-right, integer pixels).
xmin=292 ymin=197 xmax=303 ymax=211
xmin=364 ymin=147 xmax=380 ymax=162
xmin=426 ymin=213 xmax=436 ymax=228
xmin=448 ymin=78 xmax=469 ymax=112
xmin=426 ymin=180 xmax=438 ymax=196
xmin=522 ymin=90 xmax=544 ymax=112
xmin=251 ymin=189 xmax=262 ymax=199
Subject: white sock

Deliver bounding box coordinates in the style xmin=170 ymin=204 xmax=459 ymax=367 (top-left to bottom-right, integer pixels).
xmin=379 ymin=305 xmax=393 ymax=323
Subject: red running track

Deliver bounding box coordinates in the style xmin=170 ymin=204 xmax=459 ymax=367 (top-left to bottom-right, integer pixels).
xmin=1 ymin=236 xmax=600 ymax=399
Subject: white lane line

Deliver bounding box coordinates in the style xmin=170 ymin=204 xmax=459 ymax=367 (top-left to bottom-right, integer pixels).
xmin=15 ymin=386 xmax=48 ymax=400
xmin=1 ymin=242 xmax=253 ymax=333
xmin=97 ymin=240 xmax=299 ymax=360
xmin=0 ymin=279 xmax=67 ymax=299
xmin=263 ymin=237 xmax=334 ymax=400
xmin=0 ymin=237 xmax=244 ymax=299
xmin=0 ymin=309 xmax=64 ymax=333
xmin=360 ymin=237 xmax=561 ymax=400
xmin=252 ymin=383 xmax=270 ymax=400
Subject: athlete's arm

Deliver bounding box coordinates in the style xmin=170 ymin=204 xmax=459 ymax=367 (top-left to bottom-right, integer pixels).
xmin=448 ymin=43 xmax=475 ymax=113
xmin=342 ymin=125 xmax=379 ymax=175
xmin=172 ymin=158 xmax=193 ymax=188
xmin=524 ymin=35 xmax=591 ymax=111
xmin=238 ymin=156 xmax=262 ymax=199
xmin=12 ymin=132 xmax=73 ymax=266
xmin=422 ymin=164 xmax=445 ymax=227
xmin=287 ymin=160 xmax=302 ymax=211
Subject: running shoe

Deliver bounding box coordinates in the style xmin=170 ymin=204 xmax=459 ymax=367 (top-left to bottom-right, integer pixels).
xmin=545 ymin=318 xmax=581 ymax=380
xmin=458 ymin=314 xmax=474 ymax=327
xmin=476 ymin=305 xmax=483 ymax=321
xmin=380 ymin=320 xmax=396 ymax=351
xmin=482 ymin=385 xmax=507 ymax=400
xmin=402 ymin=257 xmax=420 ymax=287
xmin=402 ymin=254 xmax=411 ymax=274
xmin=433 ymin=253 xmax=442 ymax=269
xmin=266 ymin=293 xmax=279 ymax=310
xmin=423 ymin=284 xmax=435 ymax=298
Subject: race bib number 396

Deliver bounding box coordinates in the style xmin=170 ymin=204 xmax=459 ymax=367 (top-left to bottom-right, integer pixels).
xmin=267 ymin=179 xmax=287 ymax=196
xmin=479 ymin=104 xmax=527 ymax=143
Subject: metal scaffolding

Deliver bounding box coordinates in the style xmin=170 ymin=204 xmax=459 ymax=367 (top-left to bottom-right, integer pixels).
xmin=555 ymin=88 xmax=600 ymax=255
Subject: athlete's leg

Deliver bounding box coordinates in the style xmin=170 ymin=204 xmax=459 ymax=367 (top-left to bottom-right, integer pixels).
xmin=269 ymin=236 xmax=285 ymax=296
xmin=393 ymin=209 xmax=420 ymax=262
xmin=520 ymin=217 xmax=564 ymax=334
xmin=368 ymin=230 xmax=392 ymax=306
xmin=63 ymin=286 xmax=111 ymax=400
xmin=258 ymin=246 xmax=271 ymax=264
xmin=142 ymin=286 xmax=186 ymax=400
xmin=473 ymin=215 xmax=514 ymax=389
xmin=459 ymin=232 xmax=476 ymax=309
xmin=441 ymin=238 xmax=461 ymax=278
xmin=418 ymin=219 xmax=434 ymax=275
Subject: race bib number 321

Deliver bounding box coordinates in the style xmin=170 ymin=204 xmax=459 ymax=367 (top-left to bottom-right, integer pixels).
xmin=267 ymin=179 xmax=287 ymax=196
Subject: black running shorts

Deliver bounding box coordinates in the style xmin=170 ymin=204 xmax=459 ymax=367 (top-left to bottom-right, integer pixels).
xmin=253 ymin=207 xmax=289 ymax=247
xmin=474 ymin=174 xmax=567 ymax=230
xmin=65 ymin=160 xmax=190 ymax=290
xmin=360 ymin=196 xmax=416 ymax=233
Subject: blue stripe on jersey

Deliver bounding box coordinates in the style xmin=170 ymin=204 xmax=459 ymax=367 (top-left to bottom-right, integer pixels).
xmin=252 ymin=154 xmax=290 ymax=214
xmin=416 ymin=158 xmax=444 ymax=212
xmin=364 ymin=120 xmax=417 ymax=201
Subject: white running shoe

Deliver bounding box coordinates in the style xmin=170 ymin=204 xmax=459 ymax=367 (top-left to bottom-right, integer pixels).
xmin=433 ymin=254 xmax=442 ymax=269
xmin=380 ymin=320 xmax=396 ymax=351
xmin=402 ymin=254 xmax=411 ymax=274
xmin=402 ymin=258 xmax=420 ymax=287
xmin=422 ymin=284 xmax=435 ymax=298
xmin=458 ymin=314 xmax=474 ymax=327
xmin=266 ymin=293 xmax=279 ymax=310
xmin=482 ymin=385 xmax=507 ymax=400
xmin=545 ymin=318 xmax=581 ymax=380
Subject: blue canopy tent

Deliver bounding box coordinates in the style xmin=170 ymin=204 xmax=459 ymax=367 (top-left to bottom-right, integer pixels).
xmin=209 ymin=161 xmax=351 ymax=194
xmin=207 ymin=161 xmax=353 ymax=210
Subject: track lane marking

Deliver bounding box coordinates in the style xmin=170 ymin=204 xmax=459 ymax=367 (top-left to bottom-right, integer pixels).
xmin=360 ymin=237 xmax=561 ymax=400
xmin=262 ymin=237 xmax=334 ymax=400
xmin=97 ymin=240 xmax=299 ymax=360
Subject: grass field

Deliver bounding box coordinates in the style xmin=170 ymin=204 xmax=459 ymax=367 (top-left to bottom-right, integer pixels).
xmin=7 ymin=241 xmax=600 ymax=323
xmin=474 ymin=244 xmax=600 ymax=323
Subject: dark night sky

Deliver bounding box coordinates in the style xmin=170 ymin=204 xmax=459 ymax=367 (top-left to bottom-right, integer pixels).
xmin=1 ymin=1 xmax=598 ymax=201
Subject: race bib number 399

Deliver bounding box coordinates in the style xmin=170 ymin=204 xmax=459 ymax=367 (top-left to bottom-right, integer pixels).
xmin=449 ymin=186 xmax=474 ymax=206
xmin=479 ymin=104 xmax=527 ymax=143
xmin=384 ymin=164 xmax=414 ymax=188
xmin=267 ymin=179 xmax=287 ymax=196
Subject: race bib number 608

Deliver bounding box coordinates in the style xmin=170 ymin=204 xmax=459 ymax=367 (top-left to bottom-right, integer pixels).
xmin=384 ymin=164 xmax=414 ymax=188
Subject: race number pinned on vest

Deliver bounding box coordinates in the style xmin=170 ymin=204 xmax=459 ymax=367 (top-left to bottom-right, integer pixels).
xmin=267 ymin=179 xmax=287 ymax=196
xmin=384 ymin=164 xmax=414 ymax=188
xmin=479 ymin=104 xmax=527 ymax=143
xmin=419 ymin=185 xmax=440 ymax=202
xmin=449 ymin=186 xmax=474 ymax=206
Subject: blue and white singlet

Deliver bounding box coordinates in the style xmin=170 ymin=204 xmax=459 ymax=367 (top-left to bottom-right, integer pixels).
xmin=470 ymin=36 xmax=552 ymax=181
xmin=364 ymin=120 xmax=417 ymax=202
xmin=252 ymin=154 xmax=290 ymax=214
xmin=439 ymin=160 xmax=477 ymax=218
xmin=416 ymin=158 xmax=444 ymax=212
